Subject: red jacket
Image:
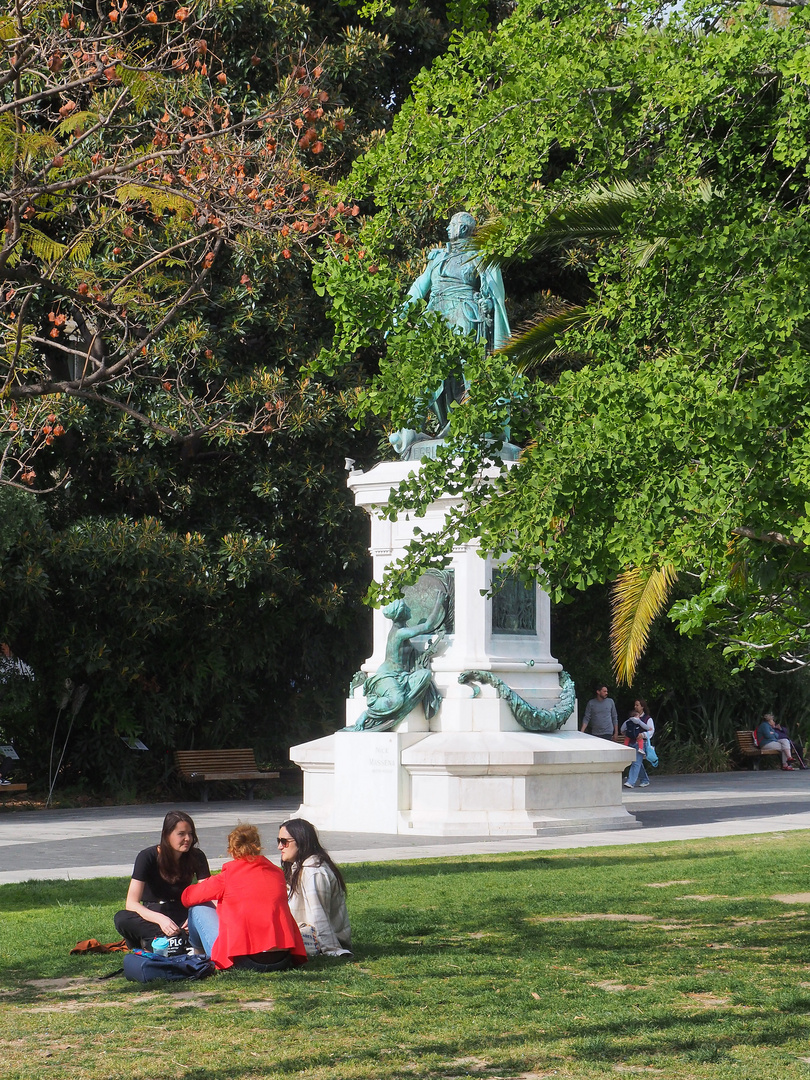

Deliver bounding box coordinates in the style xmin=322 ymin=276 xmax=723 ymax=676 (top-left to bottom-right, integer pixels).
xmin=182 ymin=856 xmax=307 ymax=970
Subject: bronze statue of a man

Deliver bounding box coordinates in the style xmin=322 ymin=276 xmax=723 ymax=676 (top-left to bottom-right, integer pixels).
xmin=399 ymin=211 xmax=510 ymax=438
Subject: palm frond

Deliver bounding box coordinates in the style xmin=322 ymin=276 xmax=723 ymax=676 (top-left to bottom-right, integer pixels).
xmin=475 ymin=179 xmax=713 ymax=268
xmin=497 ymin=302 xmax=588 ymax=371
xmin=630 ymin=234 xmax=669 ymax=269
xmin=610 ymin=564 xmax=677 ymax=685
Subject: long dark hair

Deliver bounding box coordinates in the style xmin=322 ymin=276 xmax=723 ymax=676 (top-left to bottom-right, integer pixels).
xmin=280 ymin=818 xmax=346 ymax=898
xmin=156 ymin=810 xmax=200 ymax=885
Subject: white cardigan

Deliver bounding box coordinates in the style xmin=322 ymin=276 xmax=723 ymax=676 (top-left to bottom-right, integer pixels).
xmin=287 ymin=857 xmax=351 ymax=956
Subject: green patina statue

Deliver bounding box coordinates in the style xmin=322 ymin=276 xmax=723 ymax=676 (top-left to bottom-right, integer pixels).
xmin=348 ymin=593 xmax=445 ymax=732
xmin=457 ymin=669 xmax=576 ymax=732
xmin=390 ymin=211 xmax=511 ymax=459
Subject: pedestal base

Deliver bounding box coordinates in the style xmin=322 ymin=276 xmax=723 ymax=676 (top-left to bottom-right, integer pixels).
xmin=290 ymin=459 xmax=639 ymax=839
xmin=290 ymin=730 xmax=638 ymax=837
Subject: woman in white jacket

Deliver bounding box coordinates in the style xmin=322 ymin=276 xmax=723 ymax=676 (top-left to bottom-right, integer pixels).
xmin=277 ymin=818 xmax=351 ymax=957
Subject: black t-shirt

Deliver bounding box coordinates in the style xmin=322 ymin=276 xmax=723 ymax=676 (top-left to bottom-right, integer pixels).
xmin=131 ymin=845 xmax=210 ymax=905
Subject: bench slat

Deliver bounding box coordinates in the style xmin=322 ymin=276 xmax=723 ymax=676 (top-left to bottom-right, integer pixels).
xmin=735 ymin=730 xmax=779 ymax=756
xmin=175 ymin=750 xmax=264 ymax=773
xmin=735 ymin=729 xmax=781 ymax=774
xmin=173 ymin=750 xmax=279 ymax=801
xmin=187 ymin=771 xmax=277 ymax=781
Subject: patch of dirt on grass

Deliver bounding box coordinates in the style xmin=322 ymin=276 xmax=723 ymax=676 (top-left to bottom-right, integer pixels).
xmin=487 ymin=1074 xmax=558 ymax=1079
xmin=22 ymin=999 xmax=143 ymax=1013
xmin=646 ymin=880 xmax=695 ymax=888
xmin=168 ymin=992 xmax=211 ymax=1007
xmin=613 ymin=1067 xmax=664 ymax=1073
xmin=681 ymin=992 xmax=730 ymax=1007
xmin=676 ymin=895 xmax=742 ymax=901
xmin=705 ymin=943 xmax=767 ymax=951
xmin=527 ymin=914 xmax=653 ymax=923
xmin=592 ymin=980 xmax=644 ymax=992
xmin=241 ymin=999 xmax=275 ymax=1011
xmin=771 ymin=892 xmax=810 ymax=904
xmin=25 ymin=977 xmax=95 ymax=990
xmin=446 ymin=1057 xmax=490 ymax=1072
xmin=21 ymin=990 xmax=216 ymax=1013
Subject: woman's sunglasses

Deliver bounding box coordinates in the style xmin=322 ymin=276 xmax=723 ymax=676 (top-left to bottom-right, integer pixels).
xmin=277 ymin=837 xmax=294 ymax=847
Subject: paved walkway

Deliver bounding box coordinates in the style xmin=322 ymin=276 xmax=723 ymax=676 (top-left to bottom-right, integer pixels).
xmin=1 ymin=770 xmax=809 ymax=885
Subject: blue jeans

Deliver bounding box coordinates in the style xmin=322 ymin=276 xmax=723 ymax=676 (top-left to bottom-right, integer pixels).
xmin=187 ymin=903 xmax=218 ymax=957
xmin=627 ymin=749 xmax=649 ymax=787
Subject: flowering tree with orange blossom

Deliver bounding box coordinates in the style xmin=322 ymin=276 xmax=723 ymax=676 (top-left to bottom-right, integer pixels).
xmin=0 ymin=0 xmax=458 ymax=792
xmin=0 ymin=0 xmax=367 ymax=490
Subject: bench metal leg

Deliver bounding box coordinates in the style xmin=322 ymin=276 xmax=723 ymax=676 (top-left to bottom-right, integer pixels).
xmin=246 ymin=783 xmax=254 ymax=801
xmin=200 ymin=783 xmax=209 ymax=802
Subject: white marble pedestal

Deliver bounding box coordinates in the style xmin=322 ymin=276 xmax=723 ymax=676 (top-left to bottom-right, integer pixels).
xmin=290 ymin=460 xmax=637 ymax=837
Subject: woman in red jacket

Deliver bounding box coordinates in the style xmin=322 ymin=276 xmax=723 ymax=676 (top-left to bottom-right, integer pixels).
xmin=182 ymin=823 xmax=307 ymax=971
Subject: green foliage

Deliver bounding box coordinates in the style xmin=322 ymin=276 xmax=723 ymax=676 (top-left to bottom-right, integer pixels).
xmin=0 ymin=0 xmax=459 ymax=793
xmin=318 ymin=0 xmax=810 ymax=675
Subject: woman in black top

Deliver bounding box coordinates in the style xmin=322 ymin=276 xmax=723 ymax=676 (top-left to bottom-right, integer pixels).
xmin=114 ymin=810 xmax=210 ymax=949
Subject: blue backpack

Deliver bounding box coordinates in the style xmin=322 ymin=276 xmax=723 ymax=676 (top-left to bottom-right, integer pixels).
xmin=123 ymin=950 xmax=215 ymax=983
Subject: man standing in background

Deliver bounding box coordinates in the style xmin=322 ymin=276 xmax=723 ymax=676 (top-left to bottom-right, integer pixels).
xmin=580 ymin=684 xmax=618 ymax=741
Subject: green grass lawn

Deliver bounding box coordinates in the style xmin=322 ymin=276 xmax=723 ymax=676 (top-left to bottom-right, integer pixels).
xmin=3 ymin=833 xmax=810 ymax=1079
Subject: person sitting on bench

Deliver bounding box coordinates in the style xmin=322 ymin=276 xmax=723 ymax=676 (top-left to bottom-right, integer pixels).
xmin=770 ymin=716 xmax=807 ymax=769
xmin=756 ymin=714 xmax=795 ymax=771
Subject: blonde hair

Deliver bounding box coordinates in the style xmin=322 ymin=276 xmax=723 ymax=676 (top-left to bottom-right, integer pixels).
xmin=228 ymin=823 xmax=262 ymax=861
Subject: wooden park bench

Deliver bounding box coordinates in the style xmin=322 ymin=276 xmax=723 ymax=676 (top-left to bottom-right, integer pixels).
xmin=735 ymin=730 xmax=781 ymax=770
xmin=0 ymin=783 xmax=27 ymax=798
xmin=174 ymin=749 xmax=279 ymax=803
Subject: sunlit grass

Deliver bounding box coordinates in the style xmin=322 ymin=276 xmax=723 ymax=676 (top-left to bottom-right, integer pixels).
xmin=2 ymin=833 xmax=810 ymax=1078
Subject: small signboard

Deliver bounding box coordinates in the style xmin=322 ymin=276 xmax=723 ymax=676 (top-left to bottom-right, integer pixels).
xmin=120 ymin=736 xmax=148 ymax=751
xmin=0 ymin=745 xmax=19 ymax=760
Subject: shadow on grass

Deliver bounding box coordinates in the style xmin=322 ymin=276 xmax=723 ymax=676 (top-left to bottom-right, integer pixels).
xmin=345 ymin=846 xmax=742 ymax=884
xmin=36 ymin=1007 xmax=810 ymax=1080
xmin=0 ymin=877 xmax=125 ymax=911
